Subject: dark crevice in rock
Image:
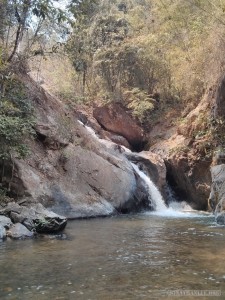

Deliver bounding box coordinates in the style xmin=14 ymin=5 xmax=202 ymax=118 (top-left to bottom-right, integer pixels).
xmin=165 ymin=163 xmax=189 ymax=203
xmin=88 ymin=183 xmax=103 ymax=196
xmin=35 ymin=131 xmax=46 ymax=143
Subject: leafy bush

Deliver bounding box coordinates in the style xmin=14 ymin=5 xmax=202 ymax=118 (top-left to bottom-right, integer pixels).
xmin=0 ymin=75 xmax=35 ymax=160
xmin=123 ymin=88 xmax=155 ymax=122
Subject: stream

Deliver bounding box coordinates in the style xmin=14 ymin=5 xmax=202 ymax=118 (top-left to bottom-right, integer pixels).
xmin=0 ymin=124 xmax=224 ymax=299
xmin=0 ymin=211 xmax=224 ymax=299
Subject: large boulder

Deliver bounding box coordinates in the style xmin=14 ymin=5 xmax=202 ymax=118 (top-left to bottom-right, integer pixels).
xmin=93 ymin=103 xmax=146 ymax=150
xmin=7 ymin=223 xmax=33 ymax=239
xmin=4 ymin=75 xmax=158 ymax=219
xmin=2 ymin=202 xmax=67 ymax=233
xmin=166 ymin=151 xmax=211 ymax=210
xmin=0 ymin=215 xmax=12 ymax=229
xmin=13 ymin=140 xmax=150 ymax=218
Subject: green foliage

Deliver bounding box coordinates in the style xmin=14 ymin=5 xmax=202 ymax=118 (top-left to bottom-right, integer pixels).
xmin=124 ymin=88 xmax=155 ymax=122
xmin=0 ymin=75 xmax=35 ymax=160
xmin=65 ymin=0 xmax=225 ymax=125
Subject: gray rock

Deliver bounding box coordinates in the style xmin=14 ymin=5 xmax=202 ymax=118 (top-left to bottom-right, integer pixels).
xmin=2 ymin=76 xmax=157 ymax=219
xmin=209 ymin=164 xmax=225 ymax=225
xmin=0 ymin=215 xmax=12 ymax=229
xmin=8 ymin=223 xmax=33 ymax=239
xmin=0 ymin=225 xmax=6 ymax=239
xmin=215 ymin=212 xmax=225 ymax=225
xmin=209 ymin=164 xmax=225 ymax=211
xmin=2 ymin=202 xmax=67 ymax=233
xmin=13 ymin=132 xmax=152 ymax=219
xmin=214 ymin=197 xmax=225 ymax=225
xmin=125 ymin=151 xmax=167 ymax=193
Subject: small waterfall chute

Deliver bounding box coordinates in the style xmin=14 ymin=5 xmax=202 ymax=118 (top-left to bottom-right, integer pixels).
xmin=131 ymin=163 xmax=202 ymax=217
xmin=131 ymin=163 xmax=167 ymax=211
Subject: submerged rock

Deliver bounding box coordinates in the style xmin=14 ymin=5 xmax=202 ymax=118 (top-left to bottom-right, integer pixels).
xmin=2 ymin=202 xmax=67 ymax=233
xmin=7 ymin=223 xmax=33 ymax=239
xmin=215 ymin=211 xmax=225 ymax=225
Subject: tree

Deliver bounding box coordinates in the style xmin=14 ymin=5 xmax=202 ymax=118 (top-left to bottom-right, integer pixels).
xmin=0 ymin=0 xmax=70 ymax=64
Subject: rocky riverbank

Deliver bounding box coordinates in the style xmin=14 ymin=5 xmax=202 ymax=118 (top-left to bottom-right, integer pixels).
xmin=1 ymin=72 xmax=225 ymax=238
xmin=0 ymin=202 xmax=67 ymax=240
xmin=0 ymin=74 xmax=169 ymax=240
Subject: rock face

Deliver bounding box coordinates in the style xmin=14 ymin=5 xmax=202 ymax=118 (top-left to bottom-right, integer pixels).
xmin=93 ymin=103 xmax=146 ymax=150
xmin=1 ymin=75 xmax=160 ymax=220
xmin=12 ymin=129 xmax=151 ymax=218
xmin=215 ymin=199 xmax=225 ymax=225
xmin=2 ymin=202 xmax=67 ymax=233
xmin=209 ymin=164 xmax=225 ymax=224
xmin=149 ymin=93 xmax=213 ymax=210
xmin=166 ymin=152 xmax=211 ymax=210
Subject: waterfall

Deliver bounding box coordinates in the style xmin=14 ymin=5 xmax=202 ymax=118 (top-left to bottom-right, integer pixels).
xmin=78 ymin=120 xmax=197 ymax=216
xmin=131 ymin=163 xmax=167 ymax=211
xmin=131 ymin=163 xmax=198 ymax=216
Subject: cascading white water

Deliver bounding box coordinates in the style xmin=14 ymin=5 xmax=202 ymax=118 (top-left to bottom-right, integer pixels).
xmin=131 ymin=163 xmax=200 ymax=216
xmin=78 ymin=120 xmax=202 ymax=217
xmin=131 ymin=163 xmax=167 ymax=211
xmin=78 ymin=120 xmax=131 ymax=153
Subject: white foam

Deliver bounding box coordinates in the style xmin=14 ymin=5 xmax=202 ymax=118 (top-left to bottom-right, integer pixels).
xmin=131 ymin=163 xmax=167 ymax=211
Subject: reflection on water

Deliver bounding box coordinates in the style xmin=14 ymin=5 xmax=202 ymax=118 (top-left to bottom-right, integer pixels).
xmin=0 ymin=212 xmax=224 ymax=299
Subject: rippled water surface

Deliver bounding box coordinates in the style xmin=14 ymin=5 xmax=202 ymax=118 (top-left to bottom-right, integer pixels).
xmin=0 ymin=212 xmax=224 ymax=299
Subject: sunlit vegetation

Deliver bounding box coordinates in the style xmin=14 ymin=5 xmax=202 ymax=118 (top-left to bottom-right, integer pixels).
xmin=63 ymin=0 xmax=225 ymax=123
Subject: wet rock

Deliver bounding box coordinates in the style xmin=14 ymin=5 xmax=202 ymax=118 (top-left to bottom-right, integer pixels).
xmin=125 ymin=151 xmax=166 ymax=193
xmin=209 ymin=164 xmax=225 ymax=225
xmin=166 ymin=152 xmax=211 ymax=210
xmin=214 ymin=195 xmax=225 ymax=225
xmin=12 ymin=121 xmax=152 ymax=219
xmin=209 ymin=164 xmax=225 ymax=211
xmin=7 ymin=223 xmax=33 ymax=239
xmin=2 ymin=202 xmax=67 ymax=233
xmin=0 ymin=215 xmax=13 ymax=229
xmin=93 ymin=103 xmax=146 ymax=150
xmin=0 ymin=225 xmax=6 ymax=239
xmin=120 ymin=173 xmax=153 ymax=213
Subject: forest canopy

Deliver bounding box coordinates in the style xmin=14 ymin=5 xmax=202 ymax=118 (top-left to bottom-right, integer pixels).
xmin=1 ymin=0 xmax=225 ymax=123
